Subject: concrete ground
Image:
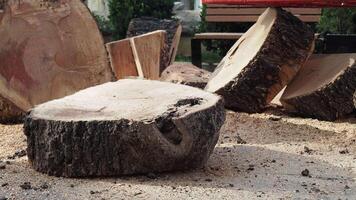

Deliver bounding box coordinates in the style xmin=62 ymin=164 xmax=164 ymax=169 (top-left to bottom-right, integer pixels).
xmin=0 ymin=108 xmax=355 ymax=200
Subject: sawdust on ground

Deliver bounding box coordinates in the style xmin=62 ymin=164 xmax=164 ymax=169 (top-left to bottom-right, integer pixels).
xmin=0 ymin=108 xmax=355 ymax=200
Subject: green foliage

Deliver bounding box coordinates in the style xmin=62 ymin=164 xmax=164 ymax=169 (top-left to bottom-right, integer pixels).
xmin=317 ymin=8 xmax=356 ymax=34
xmin=93 ymin=14 xmax=112 ymax=36
xmin=108 ymin=0 xmax=175 ymax=40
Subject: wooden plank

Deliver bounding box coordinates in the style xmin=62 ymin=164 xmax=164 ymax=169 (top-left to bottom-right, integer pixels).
xmin=127 ymin=19 xmax=182 ymax=73
xmin=207 ymin=4 xmax=256 ymax=8
xmin=284 ymin=8 xmax=321 ymax=14
xmin=194 ymin=32 xmax=243 ymax=40
xmin=107 ymin=39 xmax=138 ymax=79
xmin=194 ymin=32 xmax=319 ymax=40
xmin=206 ymin=15 xmax=321 ymax=22
xmin=207 ymin=8 xmax=321 ymax=15
xmin=208 ymin=7 xmax=266 ymax=15
xmin=106 ymin=30 xmax=166 ymax=80
xmin=133 ymin=31 xmax=165 ymax=80
xmin=129 ymin=39 xmax=144 ymax=78
xmin=206 ymin=15 xmax=259 ymax=22
xmin=203 ymin=0 xmax=354 ymax=7
xmin=168 ymin=25 xmax=183 ymax=66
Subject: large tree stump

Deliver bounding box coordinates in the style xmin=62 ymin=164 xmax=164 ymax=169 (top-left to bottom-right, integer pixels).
xmin=281 ymin=54 xmax=356 ymax=121
xmin=0 ymin=0 xmax=114 ymax=122
xmin=160 ymin=63 xmax=211 ymax=89
xmin=127 ymin=17 xmax=182 ymax=73
xmin=24 ymin=79 xmax=225 ymax=177
xmin=106 ymin=31 xmax=166 ymax=80
xmin=205 ymin=8 xmax=315 ymax=113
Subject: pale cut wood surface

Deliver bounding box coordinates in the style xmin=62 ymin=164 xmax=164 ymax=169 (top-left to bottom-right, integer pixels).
xmin=281 ymin=54 xmax=356 ymax=121
xmin=106 ymin=31 xmax=166 ymax=80
xmin=160 ymin=63 xmax=211 ymax=89
xmin=0 ymin=0 xmax=114 ymax=113
xmin=205 ymin=8 xmax=315 ymax=113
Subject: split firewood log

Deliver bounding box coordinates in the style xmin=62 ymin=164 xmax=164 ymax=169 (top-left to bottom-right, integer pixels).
xmin=127 ymin=17 xmax=182 ymax=73
xmin=281 ymin=54 xmax=356 ymax=121
xmin=160 ymin=63 xmax=211 ymax=89
xmin=205 ymin=8 xmax=315 ymax=113
xmin=106 ymin=31 xmax=166 ymax=80
xmin=24 ymin=79 xmax=225 ymax=177
xmin=0 ymin=0 xmax=114 ymax=122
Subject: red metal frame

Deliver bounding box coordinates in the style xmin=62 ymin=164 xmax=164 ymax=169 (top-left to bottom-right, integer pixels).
xmin=202 ymin=0 xmax=356 ymax=7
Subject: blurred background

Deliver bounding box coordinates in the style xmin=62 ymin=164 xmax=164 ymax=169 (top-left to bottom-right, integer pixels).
xmin=84 ymin=0 xmax=356 ymax=69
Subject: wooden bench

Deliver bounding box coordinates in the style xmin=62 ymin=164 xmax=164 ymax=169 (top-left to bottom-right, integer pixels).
xmin=192 ymin=5 xmax=322 ymax=67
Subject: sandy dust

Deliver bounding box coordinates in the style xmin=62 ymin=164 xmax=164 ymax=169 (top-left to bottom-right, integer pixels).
xmin=0 ymin=108 xmax=355 ymax=200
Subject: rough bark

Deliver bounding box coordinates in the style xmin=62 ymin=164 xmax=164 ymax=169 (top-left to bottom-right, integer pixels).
xmin=106 ymin=31 xmax=166 ymax=80
xmin=24 ymin=80 xmax=225 ymax=177
xmin=281 ymin=54 xmax=356 ymax=121
xmin=0 ymin=96 xmax=24 ymax=124
xmin=0 ymin=5 xmax=3 ymax=22
xmin=0 ymin=0 xmax=114 ymax=121
xmin=205 ymin=8 xmax=315 ymax=113
xmin=127 ymin=17 xmax=182 ymax=73
xmin=160 ymin=63 xmax=211 ymax=89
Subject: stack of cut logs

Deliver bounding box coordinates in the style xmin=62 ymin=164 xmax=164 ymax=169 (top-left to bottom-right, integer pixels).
xmin=204 ymin=8 xmax=356 ymax=121
xmin=0 ymin=0 xmax=355 ymax=177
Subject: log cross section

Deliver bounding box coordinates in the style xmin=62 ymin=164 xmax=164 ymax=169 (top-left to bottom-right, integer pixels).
xmin=24 ymin=80 xmax=226 ymax=177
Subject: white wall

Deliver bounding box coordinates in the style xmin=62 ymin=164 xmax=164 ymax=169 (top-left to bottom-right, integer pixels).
xmin=194 ymin=0 xmax=202 ymax=10
xmin=87 ymin=0 xmax=109 ymax=19
xmin=180 ymin=0 xmax=202 ymax=10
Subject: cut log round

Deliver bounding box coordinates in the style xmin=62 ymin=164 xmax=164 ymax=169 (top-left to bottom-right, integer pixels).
xmin=0 ymin=0 xmax=114 ymax=121
xmin=127 ymin=17 xmax=182 ymax=73
xmin=24 ymin=79 xmax=225 ymax=177
xmin=205 ymin=8 xmax=315 ymax=113
xmin=160 ymin=63 xmax=211 ymax=89
xmin=281 ymin=54 xmax=356 ymax=121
